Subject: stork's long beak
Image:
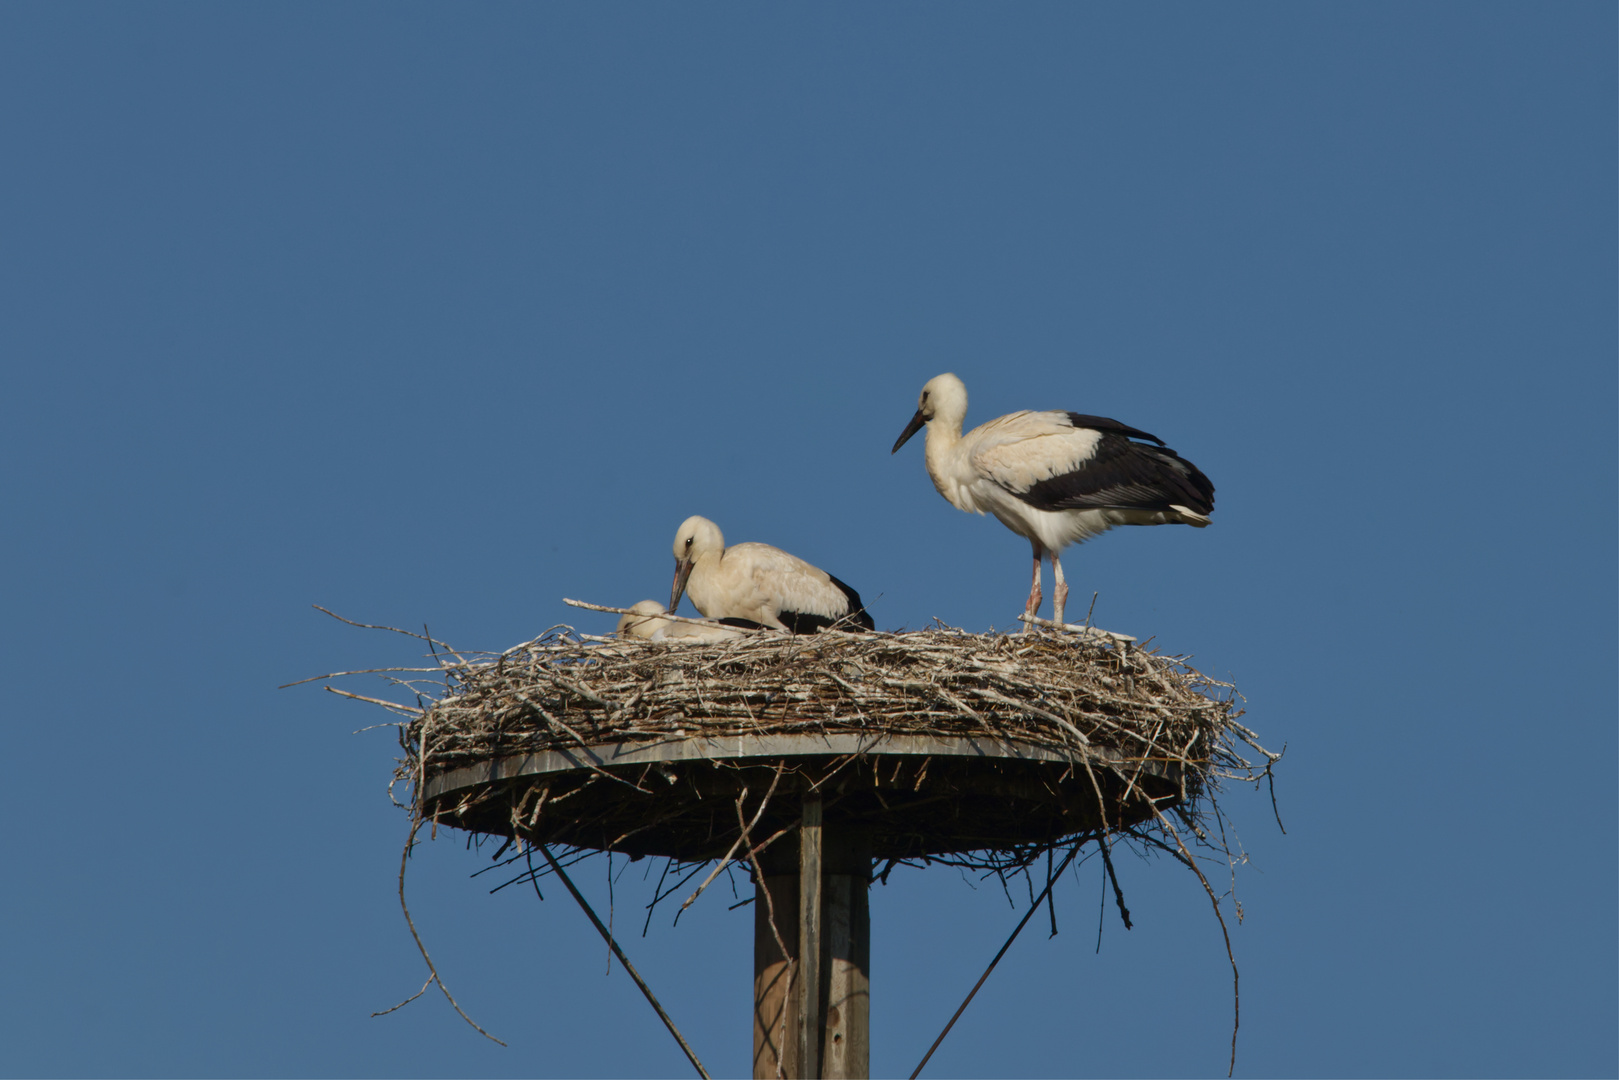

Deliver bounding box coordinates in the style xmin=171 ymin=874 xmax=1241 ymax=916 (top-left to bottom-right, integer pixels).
xmin=670 ymin=556 xmax=694 ymax=613
xmin=892 ymin=409 xmax=926 ymax=454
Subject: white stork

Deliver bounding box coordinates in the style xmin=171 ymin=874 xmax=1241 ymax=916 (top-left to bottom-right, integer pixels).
xmin=891 ymin=373 xmax=1214 ymax=629
xmin=616 ymin=600 xmax=760 ymax=642
xmin=669 ymin=515 xmax=875 ymax=633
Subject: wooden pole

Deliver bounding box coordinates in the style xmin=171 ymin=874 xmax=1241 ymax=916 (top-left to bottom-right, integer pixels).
xmin=753 ymin=833 xmax=799 ymax=1079
xmin=798 ymin=795 xmax=824 ymax=1079
xmin=820 ymin=824 xmax=870 ymax=1079
xmin=752 ymin=795 xmax=870 ymax=1079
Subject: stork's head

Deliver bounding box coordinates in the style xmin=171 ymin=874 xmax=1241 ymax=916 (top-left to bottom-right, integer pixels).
xmin=670 ymin=515 xmax=725 ymax=612
xmin=617 ymin=599 xmax=671 ymax=640
xmin=892 ymin=372 xmax=968 ymax=453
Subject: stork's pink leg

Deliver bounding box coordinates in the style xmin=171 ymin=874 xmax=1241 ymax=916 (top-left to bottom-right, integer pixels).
xmin=1024 ymin=540 xmax=1043 ymax=632
xmin=1051 ymin=550 xmax=1069 ymax=628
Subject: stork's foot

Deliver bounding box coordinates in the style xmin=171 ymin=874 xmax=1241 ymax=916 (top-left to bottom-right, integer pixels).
xmin=1022 ymin=589 xmax=1042 ymax=633
xmin=1025 ymin=543 xmax=1045 ymax=634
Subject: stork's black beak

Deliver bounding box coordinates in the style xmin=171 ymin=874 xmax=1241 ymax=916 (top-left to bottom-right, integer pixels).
xmin=892 ymin=409 xmax=926 ymax=454
xmin=670 ymin=557 xmax=694 ymax=614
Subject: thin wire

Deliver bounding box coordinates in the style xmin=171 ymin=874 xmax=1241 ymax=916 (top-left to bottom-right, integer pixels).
xmin=909 ymin=841 xmax=1085 ymax=1080
xmin=533 ymin=846 xmax=712 ymax=1080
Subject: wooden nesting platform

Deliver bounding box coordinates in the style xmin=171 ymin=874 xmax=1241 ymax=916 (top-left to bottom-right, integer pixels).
xmin=418 ymin=730 xmax=1185 ymax=861
xmin=399 ymin=624 xmax=1244 ymax=864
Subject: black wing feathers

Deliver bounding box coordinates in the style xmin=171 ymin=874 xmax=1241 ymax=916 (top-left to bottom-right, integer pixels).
xmin=778 ymin=573 xmax=875 ymax=634
xmin=716 ymin=617 xmax=769 ymax=630
xmin=827 ymin=574 xmax=877 ymax=631
xmin=1020 ymin=432 xmax=1215 ymax=515
xmin=1064 ymin=413 xmax=1165 ymax=445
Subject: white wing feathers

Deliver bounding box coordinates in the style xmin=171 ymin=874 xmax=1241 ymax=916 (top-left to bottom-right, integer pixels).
xmin=967 ymin=412 xmax=1102 ymax=495
xmin=725 ymin=543 xmax=846 ymax=621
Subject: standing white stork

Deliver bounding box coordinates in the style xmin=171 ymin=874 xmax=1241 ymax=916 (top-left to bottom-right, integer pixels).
xmin=891 ymin=373 xmax=1214 ymax=629
xmin=616 ymin=600 xmax=762 ymax=642
xmin=669 ymin=515 xmax=875 ymax=633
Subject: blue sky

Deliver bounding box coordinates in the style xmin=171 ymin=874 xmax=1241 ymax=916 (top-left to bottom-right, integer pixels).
xmin=1 ymin=4 xmax=1613 ymax=1077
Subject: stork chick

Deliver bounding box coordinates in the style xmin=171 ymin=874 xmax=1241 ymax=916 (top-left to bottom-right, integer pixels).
xmin=616 ymin=600 xmax=761 ymax=642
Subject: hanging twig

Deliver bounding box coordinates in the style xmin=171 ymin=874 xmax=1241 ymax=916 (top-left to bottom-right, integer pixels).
xmin=679 ymin=766 xmax=786 ymax=918
xmin=643 ymin=859 xmax=676 ymax=936
xmin=1149 ymin=805 xmax=1240 ymax=1078
xmin=1044 ymin=847 xmax=1059 ymax=938
xmin=1097 ymin=835 xmax=1133 ymax=930
xmin=375 ymin=817 xmax=506 ymax=1045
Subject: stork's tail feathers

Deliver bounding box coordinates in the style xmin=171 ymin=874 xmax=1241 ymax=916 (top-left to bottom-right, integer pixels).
xmin=1170 ymin=504 xmax=1213 ymax=527
xmin=826 ymin=573 xmax=876 ymax=631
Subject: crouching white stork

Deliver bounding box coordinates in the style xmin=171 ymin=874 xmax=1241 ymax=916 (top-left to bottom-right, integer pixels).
xmin=669 ymin=515 xmax=875 ymax=633
xmin=891 ymin=373 xmax=1214 ymax=629
xmin=616 ymin=600 xmax=762 ymax=642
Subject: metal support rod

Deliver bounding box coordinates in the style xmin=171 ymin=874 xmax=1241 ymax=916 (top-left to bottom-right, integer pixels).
xmin=908 ymin=842 xmax=1083 ymax=1079
xmin=536 ymin=845 xmax=712 ymax=1080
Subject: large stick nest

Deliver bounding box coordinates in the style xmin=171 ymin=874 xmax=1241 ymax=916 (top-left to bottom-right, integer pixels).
xmin=355 ymin=617 xmax=1273 ymax=863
